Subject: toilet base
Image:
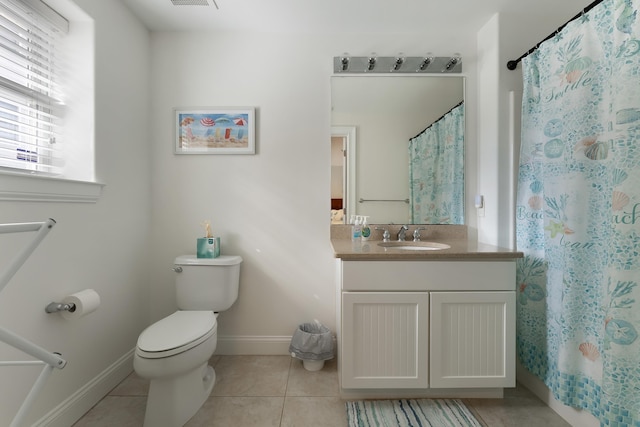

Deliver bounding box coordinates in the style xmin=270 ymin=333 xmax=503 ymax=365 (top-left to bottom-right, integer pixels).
xmin=143 ymin=363 xmax=215 ymax=427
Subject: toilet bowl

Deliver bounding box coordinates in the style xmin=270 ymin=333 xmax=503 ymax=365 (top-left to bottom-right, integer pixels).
xmin=134 ymin=255 xmax=242 ymax=427
xmin=134 ymin=311 xmax=218 ymax=427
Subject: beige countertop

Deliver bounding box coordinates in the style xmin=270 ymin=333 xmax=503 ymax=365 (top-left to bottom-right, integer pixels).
xmin=330 ymin=224 xmax=523 ymax=261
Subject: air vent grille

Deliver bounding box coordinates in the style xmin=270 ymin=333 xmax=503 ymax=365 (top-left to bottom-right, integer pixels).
xmin=171 ymin=0 xmax=209 ymax=6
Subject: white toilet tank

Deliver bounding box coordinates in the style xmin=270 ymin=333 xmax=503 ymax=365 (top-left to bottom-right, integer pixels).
xmin=173 ymin=255 xmax=242 ymax=311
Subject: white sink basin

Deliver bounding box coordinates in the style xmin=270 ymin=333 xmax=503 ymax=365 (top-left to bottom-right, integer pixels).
xmin=377 ymin=241 xmax=451 ymax=251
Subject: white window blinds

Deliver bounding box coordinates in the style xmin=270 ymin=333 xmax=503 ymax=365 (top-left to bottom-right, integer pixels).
xmin=0 ymin=0 xmax=68 ymax=175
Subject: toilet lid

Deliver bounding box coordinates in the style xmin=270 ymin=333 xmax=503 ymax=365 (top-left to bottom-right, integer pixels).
xmin=137 ymin=311 xmax=217 ymax=357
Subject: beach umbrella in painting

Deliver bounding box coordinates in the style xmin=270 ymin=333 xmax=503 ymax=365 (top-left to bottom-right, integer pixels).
xmin=213 ymin=117 xmax=233 ymax=139
xmin=233 ymin=117 xmax=247 ymax=139
xmin=200 ymin=117 xmax=215 ymax=127
xmin=200 ymin=117 xmax=215 ymax=138
xmin=180 ymin=116 xmax=196 ymax=142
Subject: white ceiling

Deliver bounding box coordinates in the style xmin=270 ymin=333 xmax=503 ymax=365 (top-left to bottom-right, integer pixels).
xmin=121 ymin=0 xmax=593 ymax=36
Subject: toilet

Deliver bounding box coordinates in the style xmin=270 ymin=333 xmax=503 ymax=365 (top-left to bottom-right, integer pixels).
xmin=134 ymin=255 xmax=242 ymax=427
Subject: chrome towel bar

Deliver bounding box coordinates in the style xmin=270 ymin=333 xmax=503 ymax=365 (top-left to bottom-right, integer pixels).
xmin=359 ymin=198 xmax=409 ymax=204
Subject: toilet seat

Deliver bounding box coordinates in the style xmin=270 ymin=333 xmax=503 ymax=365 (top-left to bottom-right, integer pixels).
xmin=136 ymin=311 xmax=217 ymax=359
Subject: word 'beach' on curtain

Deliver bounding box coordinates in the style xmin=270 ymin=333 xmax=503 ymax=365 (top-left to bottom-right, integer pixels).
xmin=516 ymin=0 xmax=640 ymax=425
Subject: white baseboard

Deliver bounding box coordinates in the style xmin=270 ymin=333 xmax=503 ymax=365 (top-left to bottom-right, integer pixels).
xmin=215 ymin=335 xmax=292 ymax=355
xmin=33 ymin=349 xmax=134 ymax=427
xmin=516 ymin=362 xmax=599 ymax=427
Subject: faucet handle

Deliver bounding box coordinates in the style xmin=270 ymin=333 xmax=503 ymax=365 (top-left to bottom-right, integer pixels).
xmin=375 ymin=227 xmax=391 ymax=242
xmin=413 ymin=227 xmax=426 ymax=241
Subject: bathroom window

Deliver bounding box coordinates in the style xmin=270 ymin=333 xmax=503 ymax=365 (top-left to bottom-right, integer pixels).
xmin=0 ymin=0 xmax=101 ymax=202
xmin=0 ymin=0 xmax=67 ymax=174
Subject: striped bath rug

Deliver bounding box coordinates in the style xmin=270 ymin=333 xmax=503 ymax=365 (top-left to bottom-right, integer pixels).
xmin=345 ymin=398 xmax=483 ymax=427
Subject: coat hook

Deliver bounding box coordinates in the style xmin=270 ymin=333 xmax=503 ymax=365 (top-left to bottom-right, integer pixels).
xmin=367 ymin=56 xmax=377 ymax=71
xmin=340 ymin=56 xmax=349 ymax=71
xmin=418 ymin=55 xmax=433 ymax=71
xmin=393 ymin=56 xmax=404 ymax=71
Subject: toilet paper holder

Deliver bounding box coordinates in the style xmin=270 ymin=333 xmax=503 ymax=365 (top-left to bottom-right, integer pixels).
xmin=45 ymin=302 xmax=75 ymax=313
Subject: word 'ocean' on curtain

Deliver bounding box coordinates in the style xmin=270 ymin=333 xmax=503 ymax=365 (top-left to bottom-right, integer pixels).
xmin=409 ymin=102 xmax=464 ymax=224
xmin=516 ymin=0 xmax=640 ymax=425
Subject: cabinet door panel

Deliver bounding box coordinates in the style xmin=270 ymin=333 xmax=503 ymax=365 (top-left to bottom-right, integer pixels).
xmin=342 ymin=292 xmax=429 ymax=389
xmin=430 ymin=291 xmax=515 ymax=388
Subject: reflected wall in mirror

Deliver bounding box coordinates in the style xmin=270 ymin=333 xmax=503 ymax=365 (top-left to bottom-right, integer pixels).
xmin=330 ymin=75 xmax=465 ymax=225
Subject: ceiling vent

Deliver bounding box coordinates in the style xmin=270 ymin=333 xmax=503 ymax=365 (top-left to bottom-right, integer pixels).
xmin=171 ymin=0 xmax=210 ymax=5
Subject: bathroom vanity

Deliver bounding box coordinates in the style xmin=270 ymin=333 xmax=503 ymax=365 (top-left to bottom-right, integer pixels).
xmin=331 ymin=225 xmax=523 ymax=399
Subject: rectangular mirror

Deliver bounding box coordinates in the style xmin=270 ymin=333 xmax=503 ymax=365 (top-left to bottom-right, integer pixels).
xmin=331 ymin=75 xmax=465 ymax=225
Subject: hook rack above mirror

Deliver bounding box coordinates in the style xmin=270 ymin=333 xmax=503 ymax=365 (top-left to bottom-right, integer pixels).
xmin=333 ymin=56 xmax=462 ymax=74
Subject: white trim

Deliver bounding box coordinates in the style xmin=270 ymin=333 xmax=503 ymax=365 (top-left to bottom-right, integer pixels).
xmin=215 ymin=335 xmax=292 ymax=355
xmin=32 ymin=350 xmax=134 ymax=427
xmin=0 ymin=172 xmax=103 ymax=203
xmin=330 ymin=126 xmax=356 ymax=219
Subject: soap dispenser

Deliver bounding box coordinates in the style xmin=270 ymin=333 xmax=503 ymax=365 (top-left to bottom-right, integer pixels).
xmin=361 ymin=216 xmax=371 ymax=241
xmin=351 ymin=215 xmax=362 ymax=241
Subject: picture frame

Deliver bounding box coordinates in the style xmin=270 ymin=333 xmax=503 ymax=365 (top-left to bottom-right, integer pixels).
xmin=174 ymin=107 xmax=255 ymax=154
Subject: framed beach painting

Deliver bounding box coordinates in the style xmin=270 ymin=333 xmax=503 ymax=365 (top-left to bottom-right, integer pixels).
xmin=174 ymin=107 xmax=255 ymax=154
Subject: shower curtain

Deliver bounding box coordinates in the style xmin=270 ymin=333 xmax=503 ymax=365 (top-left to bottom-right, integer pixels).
xmin=516 ymin=0 xmax=640 ymax=424
xmin=409 ymin=102 xmax=464 ymax=224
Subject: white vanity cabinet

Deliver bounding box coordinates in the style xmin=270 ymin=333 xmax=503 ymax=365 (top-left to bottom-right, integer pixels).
xmin=338 ymin=260 xmax=516 ymax=392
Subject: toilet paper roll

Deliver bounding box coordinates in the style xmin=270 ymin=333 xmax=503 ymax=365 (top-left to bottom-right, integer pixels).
xmin=60 ymin=289 xmax=101 ymax=320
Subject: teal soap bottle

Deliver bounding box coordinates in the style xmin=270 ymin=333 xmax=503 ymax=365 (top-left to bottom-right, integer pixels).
xmin=361 ymin=216 xmax=371 ymax=241
xmin=351 ymin=215 xmax=362 ymax=240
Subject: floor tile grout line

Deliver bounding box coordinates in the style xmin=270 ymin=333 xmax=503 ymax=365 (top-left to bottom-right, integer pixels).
xmin=278 ymin=357 xmax=294 ymax=426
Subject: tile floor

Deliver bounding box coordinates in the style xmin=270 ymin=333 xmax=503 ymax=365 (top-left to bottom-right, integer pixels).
xmin=73 ymin=355 xmax=572 ymax=427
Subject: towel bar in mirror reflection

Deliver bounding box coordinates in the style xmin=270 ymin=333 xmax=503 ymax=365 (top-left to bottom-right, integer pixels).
xmin=359 ymin=198 xmax=410 ymax=204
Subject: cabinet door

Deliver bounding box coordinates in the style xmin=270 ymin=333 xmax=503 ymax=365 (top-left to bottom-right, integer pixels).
xmin=341 ymin=292 xmax=429 ymax=389
xmin=430 ymin=291 xmax=515 ymax=388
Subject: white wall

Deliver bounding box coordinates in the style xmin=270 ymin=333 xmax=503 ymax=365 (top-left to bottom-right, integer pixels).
xmin=148 ymin=31 xmax=477 ymax=352
xmin=0 ymin=1 xmax=150 ymax=425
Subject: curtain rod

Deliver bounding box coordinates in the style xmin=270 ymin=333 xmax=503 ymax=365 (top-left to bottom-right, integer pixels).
xmin=411 ymin=100 xmax=464 ymax=140
xmin=506 ymin=0 xmax=604 ymax=70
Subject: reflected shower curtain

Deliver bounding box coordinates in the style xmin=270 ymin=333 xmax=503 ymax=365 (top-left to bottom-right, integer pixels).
xmin=516 ymin=0 xmax=640 ymax=424
xmin=409 ymin=102 xmax=464 ymax=224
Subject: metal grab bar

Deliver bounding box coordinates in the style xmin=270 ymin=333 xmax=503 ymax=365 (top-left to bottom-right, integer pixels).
xmin=359 ymin=198 xmax=409 ymax=204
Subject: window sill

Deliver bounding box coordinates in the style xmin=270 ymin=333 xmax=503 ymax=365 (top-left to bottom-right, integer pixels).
xmin=0 ymin=172 xmax=104 ymax=203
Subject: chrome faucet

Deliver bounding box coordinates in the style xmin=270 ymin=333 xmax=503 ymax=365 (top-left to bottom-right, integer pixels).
xmin=413 ymin=227 xmax=426 ymax=241
xmin=397 ymin=225 xmax=409 ymax=241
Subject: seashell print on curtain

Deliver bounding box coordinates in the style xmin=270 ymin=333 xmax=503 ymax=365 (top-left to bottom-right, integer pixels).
xmin=409 ymin=102 xmax=464 ymax=224
xmin=516 ymin=0 xmax=640 ymax=424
